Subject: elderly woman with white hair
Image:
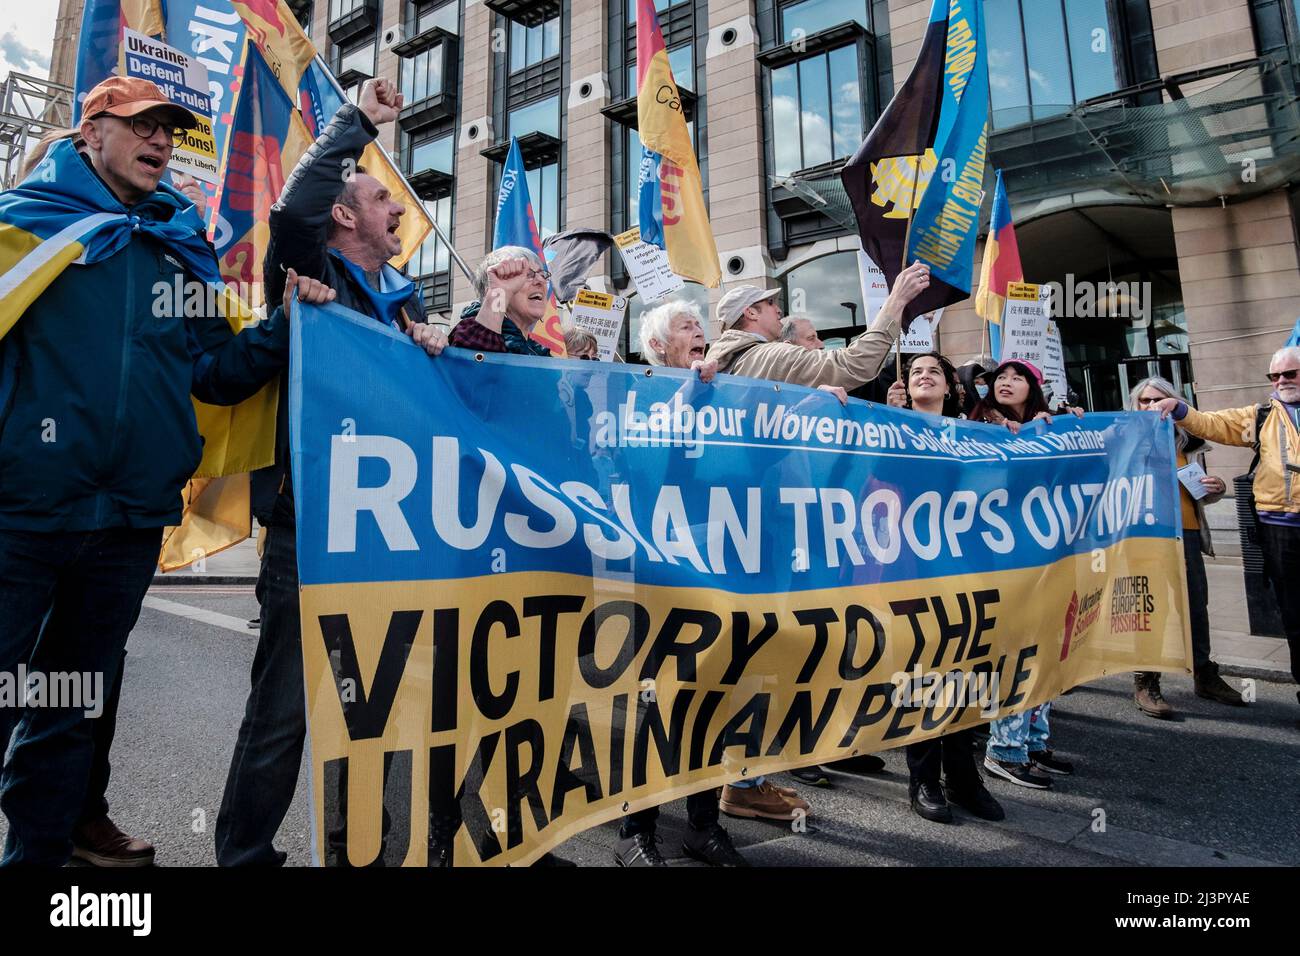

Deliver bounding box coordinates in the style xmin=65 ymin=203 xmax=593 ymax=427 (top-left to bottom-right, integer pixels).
xmin=637 ymin=299 xmax=718 ymax=381
xmin=448 ymin=245 xmax=553 ymax=355
xmin=1129 ymin=376 xmax=1244 ymax=717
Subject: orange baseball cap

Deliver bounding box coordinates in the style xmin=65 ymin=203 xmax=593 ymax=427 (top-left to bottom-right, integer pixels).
xmin=81 ymin=76 xmax=197 ymax=130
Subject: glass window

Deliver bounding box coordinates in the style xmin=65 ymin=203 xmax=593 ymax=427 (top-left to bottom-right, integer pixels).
xmin=410 ymin=196 xmax=452 ymax=278
xmin=409 ymin=133 xmax=453 ymax=174
xmin=985 ymin=0 xmax=1031 ymax=128
xmin=782 ymin=251 xmax=867 ymax=332
xmin=399 ymin=43 xmax=444 ymax=104
xmin=337 ymin=40 xmax=375 ymax=78
xmin=780 ymin=0 xmax=868 ymax=42
xmin=985 ymin=0 xmax=1127 ymax=129
xmin=509 ymin=15 xmax=560 ymax=73
xmin=524 ymin=162 xmax=559 ymax=239
xmin=828 ymin=45 xmax=863 ymax=161
xmin=508 ymin=95 xmax=560 ymax=138
xmin=415 ymin=0 xmax=458 ymax=35
xmin=330 ymin=0 xmax=363 ymax=21
xmin=626 ymin=0 xmax=676 ymax=17
xmin=1065 ymin=0 xmax=1118 ymax=102
xmin=510 ymin=21 xmax=527 ymax=72
xmin=1022 ymin=0 xmax=1071 ymax=119
xmin=770 ymin=46 xmax=862 ymax=175
xmin=771 ymin=61 xmax=801 ymax=177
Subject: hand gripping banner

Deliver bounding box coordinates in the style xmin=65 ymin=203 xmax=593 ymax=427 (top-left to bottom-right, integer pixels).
xmin=290 ymin=301 xmax=1191 ymax=867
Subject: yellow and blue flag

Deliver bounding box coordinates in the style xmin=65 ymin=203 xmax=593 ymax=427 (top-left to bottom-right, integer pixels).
xmin=635 ymin=0 xmax=719 ymax=287
xmin=0 ymin=137 xmax=277 ymax=478
xmin=842 ymin=0 xmax=989 ymax=324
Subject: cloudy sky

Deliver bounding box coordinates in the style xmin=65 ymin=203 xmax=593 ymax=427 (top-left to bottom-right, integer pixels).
xmin=0 ymin=1 xmax=59 ymax=81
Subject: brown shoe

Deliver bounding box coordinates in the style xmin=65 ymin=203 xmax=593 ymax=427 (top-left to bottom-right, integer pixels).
xmin=1194 ymin=664 xmax=1246 ymax=706
xmin=720 ymin=781 xmax=809 ymax=821
xmin=71 ymin=816 xmax=155 ymax=867
xmin=1134 ymin=672 xmax=1174 ymax=719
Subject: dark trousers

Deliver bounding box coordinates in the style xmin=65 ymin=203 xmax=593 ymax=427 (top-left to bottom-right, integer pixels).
xmin=621 ymin=789 xmax=720 ymax=837
xmin=1184 ymin=531 xmax=1212 ymax=671
xmin=0 ymin=527 xmax=159 ymax=865
xmin=906 ymin=728 xmax=980 ymax=791
xmin=215 ymin=526 xmax=305 ymax=866
xmin=1257 ymin=521 xmax=1300 ymax=685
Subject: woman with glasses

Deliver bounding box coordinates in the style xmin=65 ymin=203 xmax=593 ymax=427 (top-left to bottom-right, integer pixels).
xmin=563 ymin=327 xmax=599 ymax=360
xmin=450 ymin=246 xmax=555 ymax=355
xmin=1128 ymin=378 xmax=1244 ymax=716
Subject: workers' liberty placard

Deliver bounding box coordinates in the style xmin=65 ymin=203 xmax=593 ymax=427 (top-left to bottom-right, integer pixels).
xmin=122 ymin=29 xmax=220 ymax=184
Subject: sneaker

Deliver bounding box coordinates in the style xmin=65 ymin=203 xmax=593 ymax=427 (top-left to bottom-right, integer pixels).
xmin=681 ymin=824 xmax=750 ymax=867
xmin=982 ymin=756 xmax=1052 ymax=789
xmin=909 ymin=781 xmax=952 ymax=824
xmin=720 ymin=781 xmax=809 ymax=821
xmin=71 ymin=816 xmax=155 ymax=868
xmin=944 ymin=781 xmax=1006 ymax=821
xmin=614 ymin=832 xmax=668 ymax=867
xmin=828 ymin=754 xmax=886 ymax=775
xmin=1029 ymin=749 xmax=1074 ymax=775
xmin=1194 ymin=664 xmax=1246 ymax=706
xmin=789 ymin=765 xmax=832 ymax=787
xmin=1134 ymin=672 xmax=1174 ymax=719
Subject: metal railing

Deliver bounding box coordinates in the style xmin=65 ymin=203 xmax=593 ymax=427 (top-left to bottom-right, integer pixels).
xmin=0 ymin=73 xmax=74 ymax=189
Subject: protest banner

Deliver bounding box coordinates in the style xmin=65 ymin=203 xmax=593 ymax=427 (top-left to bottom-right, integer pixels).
xmin=568 ymin=289 xmax=628 ymax=362
xmin=615 ymin=226 xmax=684 ymax=303
xmin=122 ymin=28 xmax=220 ymax=183
xmin=290 ymin=299 xmax=1190 ymax=867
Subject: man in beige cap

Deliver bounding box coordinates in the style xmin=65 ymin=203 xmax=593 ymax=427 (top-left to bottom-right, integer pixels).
xmin=705 ymin=260 xmax=930 ymax=789
xmin=707 ymin=261 xmax=931 ymax=388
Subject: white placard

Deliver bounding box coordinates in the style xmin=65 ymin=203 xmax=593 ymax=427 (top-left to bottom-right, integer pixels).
xmin=615 ymin=226 xmax=684 ymax=303
xmin=122 ymin=28 xmax=219 ymax=184
xmin=1000 ymin=283 xmax=1067 ymax=401
xmin=856 ymin=250 xmax=890 ymax=324
xmin=1177 ymin=460 xmax=1211 ymax=500
xmin=568 ymin=289 xmax=628 ymax=362
xmin=896 ymin=309 xmax=944 ymax=354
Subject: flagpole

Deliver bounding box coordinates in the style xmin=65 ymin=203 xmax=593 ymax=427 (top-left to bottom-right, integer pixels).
xmin=897 ymin=157 xmax=923 ymax=381
xmin=312 ymin=55 xmax=474 ymax=283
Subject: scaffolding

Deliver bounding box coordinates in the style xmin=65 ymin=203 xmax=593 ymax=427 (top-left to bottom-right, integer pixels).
xmin=0 ymin=73 xmax=74 ymax=189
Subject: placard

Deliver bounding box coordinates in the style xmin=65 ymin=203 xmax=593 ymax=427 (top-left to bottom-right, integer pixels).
xmin=615 ymin=226 xmax=684 ymax=303
xmin=568 ymin=289 xmax=628 ymax=362
xmin=122 ymin=28 xmax=220 ymax=184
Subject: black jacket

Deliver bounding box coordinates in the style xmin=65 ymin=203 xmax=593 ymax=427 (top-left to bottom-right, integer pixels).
xmin=254 ymin=104 xmax=428 ymax=527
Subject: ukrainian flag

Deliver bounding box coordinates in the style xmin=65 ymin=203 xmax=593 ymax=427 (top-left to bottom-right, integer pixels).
xmin=635 ymin=0 xmax=719 ymax=287
xmin=0 ymin=140 xmax=278 ymax=568
xmin=974 ymin=169 xmax=1022 ymax=361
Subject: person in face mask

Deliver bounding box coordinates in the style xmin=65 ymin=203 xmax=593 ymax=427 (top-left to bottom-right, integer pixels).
xmin=956 ymin=358 xmax=993 ymax=417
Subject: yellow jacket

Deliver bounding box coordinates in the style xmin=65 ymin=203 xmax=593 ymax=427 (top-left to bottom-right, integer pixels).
xmin=1179 ymin=399 xmax=1300 ymax=515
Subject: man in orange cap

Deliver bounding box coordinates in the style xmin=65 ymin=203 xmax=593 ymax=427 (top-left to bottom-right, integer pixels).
xmin=0 ymin=76 xmax=333 ymax=866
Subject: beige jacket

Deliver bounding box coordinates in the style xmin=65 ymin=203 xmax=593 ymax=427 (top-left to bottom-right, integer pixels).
xmin=707 ymin=311 xmax=902 ymax=389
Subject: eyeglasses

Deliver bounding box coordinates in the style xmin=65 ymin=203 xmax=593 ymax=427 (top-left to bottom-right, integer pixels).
xmin=527 ymin=269 xmax=552 ymax=282
xmin=1136 ymin=395 xmax=1163 ymax=405
xmin=97 ymin=113 xmax=186 ymax=147
xmin=1267 ymin=368 xmax=1299 ymax=383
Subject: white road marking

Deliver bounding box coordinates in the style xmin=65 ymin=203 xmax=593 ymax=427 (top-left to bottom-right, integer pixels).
xmin=141 ymin=595 xmax=256 ymax=636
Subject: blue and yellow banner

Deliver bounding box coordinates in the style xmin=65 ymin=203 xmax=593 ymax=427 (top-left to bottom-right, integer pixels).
xmin=290 ymin=299 xmax=1191 ymax=867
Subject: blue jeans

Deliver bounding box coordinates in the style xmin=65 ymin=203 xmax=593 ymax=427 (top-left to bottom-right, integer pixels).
xmin=727 ymin=775 xmax=766 ymax=789
xmin=986 ymin=701 xmax=1052 ymax=765
xmin=0 ymin=527 xmax=160 ymax=865
xmin=215 ymin=525 xmax=306 ymax=866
